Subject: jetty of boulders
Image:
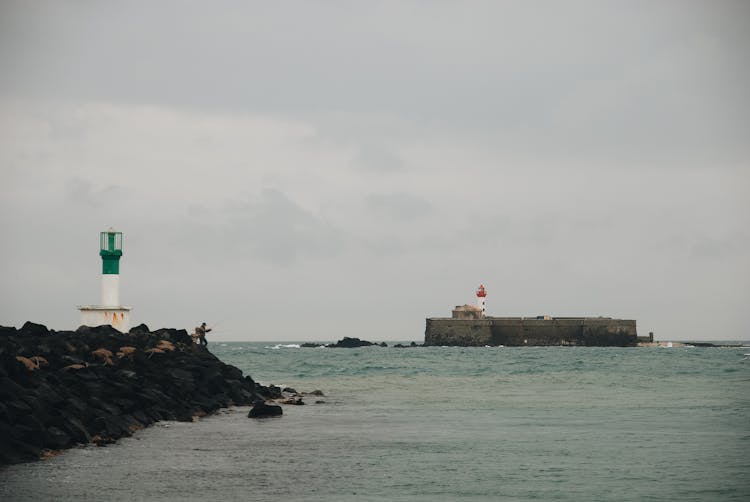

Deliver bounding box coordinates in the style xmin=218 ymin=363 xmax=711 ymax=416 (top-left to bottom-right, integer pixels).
xmin=0 ymin=322 xmax=281 ymax=466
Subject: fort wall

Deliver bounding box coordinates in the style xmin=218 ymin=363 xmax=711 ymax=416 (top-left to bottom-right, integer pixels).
xmin=424 ymin=317 xmax=637 ymax=347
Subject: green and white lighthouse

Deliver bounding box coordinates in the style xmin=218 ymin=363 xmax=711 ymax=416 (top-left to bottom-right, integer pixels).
xmin=78 ymin=228 xmax=131 ymax=332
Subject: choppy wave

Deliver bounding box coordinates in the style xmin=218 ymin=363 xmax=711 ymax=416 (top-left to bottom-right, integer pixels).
xmin=3 ymin=342 xmax=749 ymax=501
xmin=266 ymin=343 xmax=301 ymax=350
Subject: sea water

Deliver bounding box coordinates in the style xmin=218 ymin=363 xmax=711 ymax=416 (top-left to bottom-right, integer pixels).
xmin=1 ymin=343 xmax=749 ymax=501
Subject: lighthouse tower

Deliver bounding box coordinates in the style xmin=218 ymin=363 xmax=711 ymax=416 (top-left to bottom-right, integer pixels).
xmin=78 ymin=228 xmax=131 ymax=332
xmin=476 ymin=284 xmax=487 ymax=317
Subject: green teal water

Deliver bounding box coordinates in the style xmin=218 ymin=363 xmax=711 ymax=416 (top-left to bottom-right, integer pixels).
xmin=2 ymin=344 xmax=749 ymax=501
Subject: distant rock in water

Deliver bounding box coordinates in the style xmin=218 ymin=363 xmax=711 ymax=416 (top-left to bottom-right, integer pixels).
xmin=248 ymin=402 xmax=283 ymax=418
xmin=326 ymin=337 xmax=387 ymax=348
xmin=393 ymin=341 xmax=422 ymax=348
xmin=0 ymin=322 xmax=281 ymax=466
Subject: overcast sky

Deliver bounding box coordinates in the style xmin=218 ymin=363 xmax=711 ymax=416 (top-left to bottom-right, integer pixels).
xmin=1 ymin=1 xmax=748 ymax=341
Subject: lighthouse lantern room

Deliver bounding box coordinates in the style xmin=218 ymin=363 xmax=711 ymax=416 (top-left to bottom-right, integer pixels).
xmin=78 ymin=228 xmax=131 ymax=332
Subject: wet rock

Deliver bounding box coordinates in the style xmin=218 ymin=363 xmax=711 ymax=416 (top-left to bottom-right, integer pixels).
xmin=280 ymin=397 xmax=305 ymax=405
xmin=248 ymin=403 xmax=283 ymax=418
xmin=43 ymin=426 xmax=72 ymax=450
xmin=3 ymin=439 xmax=41 ymax=464
xmin=59 ymin=416 xmax=91 ymax=444
xmin=263 ymin=384 xmax=283 ymax=399
xmin=327 ymin=337 xmax=378 ymax=348
xmin=300 ymin=342 xmax=324 ymax=348
xmin=394 ymin=341 xmax=422 ymax=348
xmin=0 ymin=322 xmax=270 ymax=466
xmin=91 ymin=435 xmax=117 ymax=446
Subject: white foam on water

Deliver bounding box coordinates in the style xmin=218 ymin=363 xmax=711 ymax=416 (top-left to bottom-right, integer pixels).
xmin=266 ymin=344 xmax=301 ymax=350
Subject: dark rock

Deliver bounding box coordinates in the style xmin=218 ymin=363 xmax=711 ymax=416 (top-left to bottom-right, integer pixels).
xmin=61 ymin=396 xmax=89 ymax=417
xmin=58 ymin=416 xmax=90 ymax=444
xmin=91 ymin=435 xmax=117 ymax=446
xmin=5 ymin=399 xmax=33 ymax=417
xmin=307 ymin=389 xmax=325 ymax=396
xmin=282 ymin=387 xmax=298 ymax=394
xmin=19 ymin=322 xmax=48 ymax=337
xmin=327 ymin=337 xmax=377 ymax=348
xmin=300 ymin=342 xmax=324 ymax=348
xmin=0 ymin=326 xmax=18 ymax=337
xmin=10 ymin=416 xmax=44 ymax=447
xmin=61 ymin=356 xmax=87 ymax=368
xmin=4 ymin=440 xmax=41 ymax=463
xmin=151 ymin=328 xmax=192 ymax=345
xmin=0 ymin=401 xmax=10 ymax=423
xmin=247 ymin=403 xmax=283 ymax=418
xmin=90 ymin=398 xmax=122 ymax=417
xmin=117 ymin=369 xmax=138 ymax=380
xmin=95 ymin=414 xmax=134 ymax=437
xmin=234 ymin=388 xmax=255 ymax=403
xmin=131 ymin=410 xmax=152 ymax=426
xmin=0 ymin=377 xmax=27 ymax=400
xmin=75 ymin=324 xmax=121 ymax=337
xmin=129 ymin=323 xmax=150 ymax=334
xmin=222 ymin=365 xmax=243 ymax=380
xmin=263 ymin=384 xmax=283 ymax=399
xmin=394 ymin=341 xmax=421 ymax=348
xmin=44 ymin=426 xmax=72 ymax=450
xmin=0 ymin=322 xmax=270 ymax=466
xmin=280 ymin=397 xmax=305 ymax=405
xmin=165 ymin=368 xmax=195 ymax=385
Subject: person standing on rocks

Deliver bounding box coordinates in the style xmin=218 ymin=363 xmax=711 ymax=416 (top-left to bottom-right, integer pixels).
xmin=194 ymin=322 xmax=212 ymax=346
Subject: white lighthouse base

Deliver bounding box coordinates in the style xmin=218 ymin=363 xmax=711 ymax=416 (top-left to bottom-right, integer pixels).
xmin=78 ymin=306 xmax=131 ymax=333
xmin=102 ymin=274 xmax=120 ymax=306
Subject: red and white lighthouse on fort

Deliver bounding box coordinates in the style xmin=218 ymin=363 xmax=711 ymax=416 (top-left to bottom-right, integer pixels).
xmin=476 ymin=284 xmax=487 ymax=317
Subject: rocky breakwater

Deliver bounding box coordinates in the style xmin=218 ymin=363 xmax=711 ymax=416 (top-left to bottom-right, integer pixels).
xmin=0 ymin=321 xmax=278 ymax=466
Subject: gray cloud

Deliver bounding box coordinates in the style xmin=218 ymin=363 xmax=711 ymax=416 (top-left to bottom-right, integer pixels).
xmin=165 ymin=189 xmax=345 ymax=266
xmin=0 ymin=1 xmax=748 ymax=341
xmin=689 ymin=233 xmax=749 ymax=260
xmin=66 ymin=178 xmax=124 ymax=207
xmin=1 ymin=2 xmax=746 ymax=158
xmin=353 ymin=144 xmax=404 ymax=172
xmin=365 ymin=193 xmax=431 ymax=220
xmin=227 ymin=189 xmax=345 ymax=265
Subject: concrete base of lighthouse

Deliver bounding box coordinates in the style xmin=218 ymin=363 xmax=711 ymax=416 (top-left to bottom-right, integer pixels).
xmin=78 ymin=306 xmax=131 ymax=333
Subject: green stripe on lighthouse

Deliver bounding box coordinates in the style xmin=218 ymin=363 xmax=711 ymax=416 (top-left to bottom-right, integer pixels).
xmin=100 ymin=230 xmax=123 ymax=275
xmin=101 ymin=255 xmax=121 ymax=274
